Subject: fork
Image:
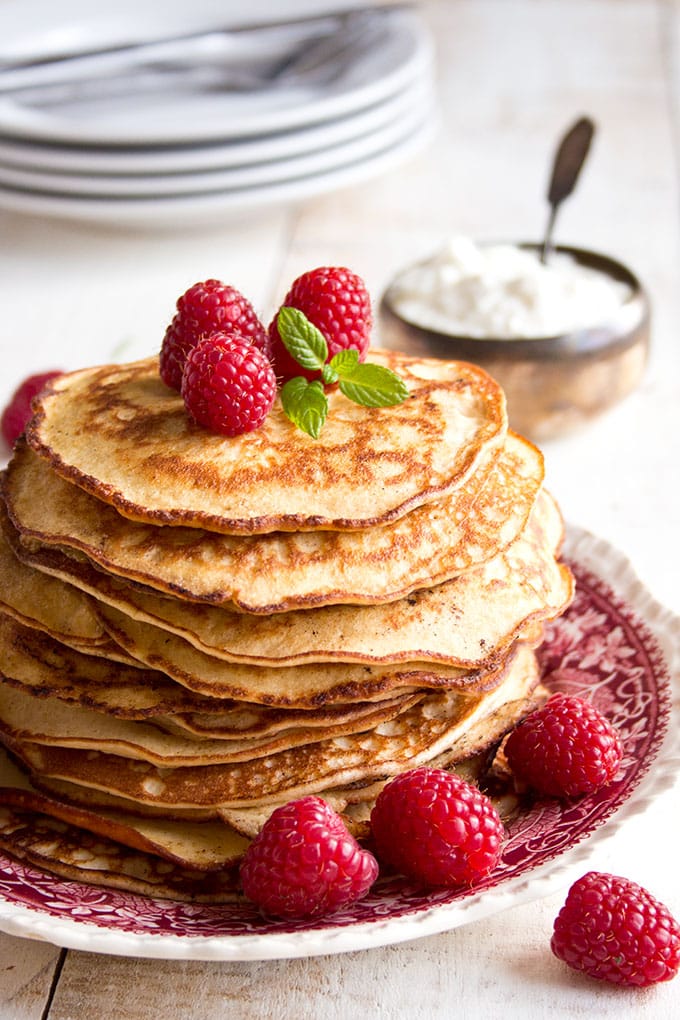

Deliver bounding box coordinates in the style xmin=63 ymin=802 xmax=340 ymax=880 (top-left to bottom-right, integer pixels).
xmin=0 ymin=5 xmax=405 ymax=104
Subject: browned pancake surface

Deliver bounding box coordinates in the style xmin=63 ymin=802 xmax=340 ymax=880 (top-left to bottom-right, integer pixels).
xmin=25 ymin=353 xmax=506 ymax=534
xmin=3 ymin=431 xmax=541 ymax=611
xmin=6 ymin=646 xmax=539 ymax=809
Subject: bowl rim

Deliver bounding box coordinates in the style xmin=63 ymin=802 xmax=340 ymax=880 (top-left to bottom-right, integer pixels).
xmin=380 ymin=242 xmax=650 ymax=362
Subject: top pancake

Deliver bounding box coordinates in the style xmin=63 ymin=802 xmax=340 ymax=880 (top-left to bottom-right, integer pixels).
xmin=25 ymin=352 xmax=506 ymax=534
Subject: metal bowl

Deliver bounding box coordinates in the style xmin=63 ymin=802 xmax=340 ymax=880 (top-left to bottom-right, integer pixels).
xmin=379 ymin=244 xmax=650 ymax=441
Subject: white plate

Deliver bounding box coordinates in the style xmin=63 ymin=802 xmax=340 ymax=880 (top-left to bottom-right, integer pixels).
xmin=0 ymin=2 xmax=433 ymax=146
xmin=0 ymin=527 xmax=678 ymax=960
xmin=0 ymin=113 xmax=436 ymax=227
xmin=0 ymin=83 xmax=433 ymax=196
xmin=0 ymin=76 xmax=432 ymax=176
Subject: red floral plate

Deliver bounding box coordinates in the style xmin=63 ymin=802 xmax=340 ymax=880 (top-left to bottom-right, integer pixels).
xmin=0 ymin=526 xmax=678 ymax=960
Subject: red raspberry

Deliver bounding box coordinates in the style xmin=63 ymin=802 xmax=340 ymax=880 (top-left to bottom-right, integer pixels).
xmin=160 ymin=279 xmax=268 ymax=391
xmin=1 ymin=370 xmax=63 ymax=448
xmin=370 ymin=767 xmax=504 ymax=887
xmin=181 ymin=332 xmax=276 ymax=436
xmin=239 ymin=796 xmax=378 ymax=919
xmin=504 ymin=693 xmax=623 ymax=798
xmin=551 ymin=871 xmax=680 ymax=987
xmin=268 ymin=266 xmax=372 ymax=382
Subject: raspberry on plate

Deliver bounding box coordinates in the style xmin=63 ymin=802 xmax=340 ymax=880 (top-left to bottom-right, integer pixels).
xmin=268 ymin=266 xmax=372 ymax=382
xmin=1 ymin=370 xmax=63 ymax=448
xmin=160 ymin=279 xmax=268 ymax=391
xmin=181 ymin=332 xmax=276 ymax=436
xmin=370 ymin=767 xmax=504 ymax=887
xmin=239 ymin=796 xmax=378 ymax=919
xmin=504 ymin=692 xmax=623 ymax=798
xmin=551 ymin=871 xmax=680 ymax=987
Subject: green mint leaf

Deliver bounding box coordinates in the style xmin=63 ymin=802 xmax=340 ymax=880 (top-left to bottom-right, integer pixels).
xmin=329 ymin=348 xmax=360 ymax=377
xmin=277 ymin=307 xmax=328 ymax=371
xmin=280 ymin=377 xmax=328 ymax=439
xmin=321 ymin=363 xmax=339 ymax=386
xmin=338 ymin=363 xmax=410 ymax=408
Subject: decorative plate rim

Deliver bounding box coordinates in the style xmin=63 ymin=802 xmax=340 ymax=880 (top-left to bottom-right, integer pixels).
xmin=0 ymin=523 xmax=678 ymax=960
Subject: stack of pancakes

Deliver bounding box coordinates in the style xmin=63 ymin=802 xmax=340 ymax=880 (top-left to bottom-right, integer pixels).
xmin=0 ymin=351 xmax=573 ymax=901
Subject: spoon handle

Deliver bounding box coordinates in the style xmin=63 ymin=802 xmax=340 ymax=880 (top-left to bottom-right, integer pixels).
xmin=541 ymin=116 xmax=595 ymax=263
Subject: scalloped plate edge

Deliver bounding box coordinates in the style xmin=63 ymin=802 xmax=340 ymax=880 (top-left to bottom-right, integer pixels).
xmin=0 ymin=524 xmax=678 ymax=960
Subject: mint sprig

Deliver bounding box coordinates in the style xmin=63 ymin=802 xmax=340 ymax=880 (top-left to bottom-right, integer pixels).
xmin=275 ymin=306 xmax=327 ymax=372
xmin=338 ymin=361 xmax=410 ymax=407
xmin=280 ymin=377 xmax=328 ymax=440
xmin=277 ymin=307 xmax=409 ymax=438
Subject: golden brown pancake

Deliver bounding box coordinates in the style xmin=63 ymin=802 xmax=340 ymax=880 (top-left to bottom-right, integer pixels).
xmin=5 ymin=645 xmax=539 ymax=809
xmin=0 ymin=611 xmax=214 ymax=716
xmin=74 ymin=483 xmax=557 ymax=669
xmin=25 ymin=775 xmax=221 ymax=821
xmin=153 ymin=693 xmax=426 ymax=740
xmin=26 ymin=700 xmax=540 ymax=835
xmin=3 ymin=485 xmax=564 ymax=672
xmin=86 ymin=492 xmax=570 ymax=707
xmin=91 ymin=612 xmax=484 ymax=707
xmin=2 ymin=472 xmax=556 ymax=668
xmin=0 ymin=749 xmax=248 ymax=870
xmin=0 ymin=682 xmax=426 ymax=767
xmin=25 ymin=353 xmax=506 ymax=534
xmin=0 ymin=520 xmax=108 ymax=650
xmin=0 ymin=612 xmax=424 ymax=729
xmin=0 ymin=808 xmax=241 ymax=901
xmin=4 ymin=431 xmax=541 ymax=612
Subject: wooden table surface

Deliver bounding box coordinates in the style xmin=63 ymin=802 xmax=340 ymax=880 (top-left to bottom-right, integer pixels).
xmin=1 ymin=1 xmax=679 ymax=1016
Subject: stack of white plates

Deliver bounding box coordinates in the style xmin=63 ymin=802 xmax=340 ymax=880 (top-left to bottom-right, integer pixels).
xmin=0 ymin=1 xmax=436 ymax=227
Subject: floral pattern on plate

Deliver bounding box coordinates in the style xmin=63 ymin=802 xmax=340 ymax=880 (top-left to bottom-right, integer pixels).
xmin=0 ymin=529 xmax=677 ymax=953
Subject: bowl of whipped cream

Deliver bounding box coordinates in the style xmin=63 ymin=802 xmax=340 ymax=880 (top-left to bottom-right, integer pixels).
xmin=379 ymin=237 xmax=649 ymax=440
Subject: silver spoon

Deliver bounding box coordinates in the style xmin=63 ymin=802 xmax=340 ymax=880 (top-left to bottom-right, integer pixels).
xmin=540 ymin=116 xmax=595 ymax=264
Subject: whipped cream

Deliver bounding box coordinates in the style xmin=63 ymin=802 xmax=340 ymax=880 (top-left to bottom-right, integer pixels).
xmin=388 ymin=237 xmax=631 ymax=340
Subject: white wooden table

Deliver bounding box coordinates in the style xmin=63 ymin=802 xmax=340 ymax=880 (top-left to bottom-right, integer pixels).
xmin=1 ymin=1 xmax=679 ymax=1016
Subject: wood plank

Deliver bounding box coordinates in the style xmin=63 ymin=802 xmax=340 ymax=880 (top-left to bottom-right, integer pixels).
xmin=0 ymin=934 xmax=61 ymax=1020
xmin=46 ymin=889 xmax=680 ymax=1019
